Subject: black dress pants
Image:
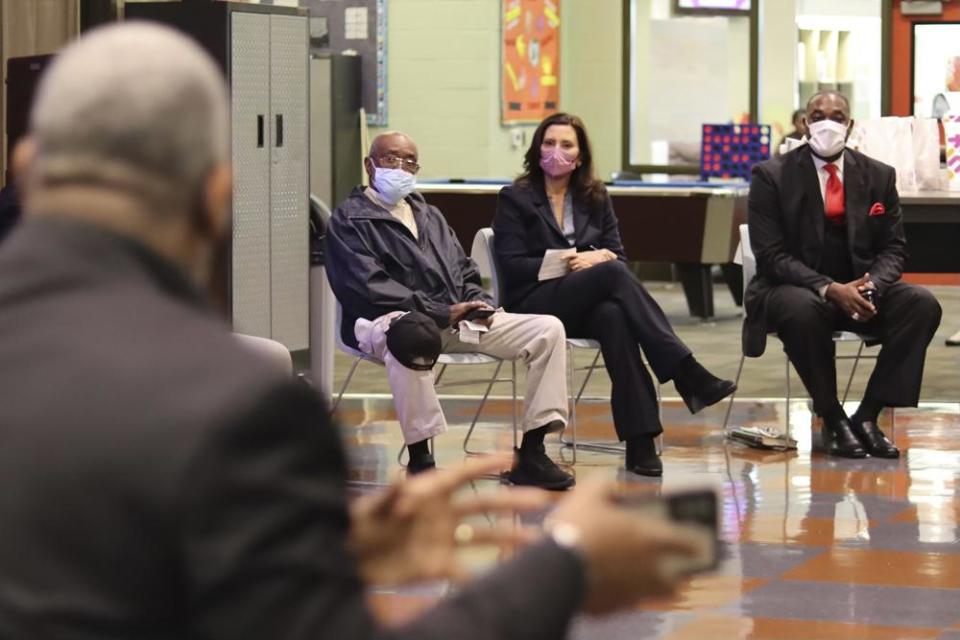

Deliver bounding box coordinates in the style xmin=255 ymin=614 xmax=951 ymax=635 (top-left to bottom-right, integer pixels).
xmin=513 ymin=260 xmax=691 ymax=440
xmin=764 ymin=281 xmax=942 ymax=417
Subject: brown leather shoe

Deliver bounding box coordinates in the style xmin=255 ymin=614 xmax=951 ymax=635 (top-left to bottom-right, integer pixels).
xmin=821 ymin=417 xmax=867 ymax=458
xmin=850 ymin=418 xmax=900 ymax=459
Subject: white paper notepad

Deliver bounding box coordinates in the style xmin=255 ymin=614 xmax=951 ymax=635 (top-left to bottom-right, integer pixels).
xmin=537 ymin=248 xmax=576 ymax=281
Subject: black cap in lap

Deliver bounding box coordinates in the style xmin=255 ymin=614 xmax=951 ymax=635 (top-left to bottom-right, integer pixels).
xmin=386 ymin=311 xmax=441 ymax=371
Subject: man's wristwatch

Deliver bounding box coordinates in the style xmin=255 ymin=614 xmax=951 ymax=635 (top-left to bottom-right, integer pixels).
xmin=548 ymin=521 xmax=591 ymax=594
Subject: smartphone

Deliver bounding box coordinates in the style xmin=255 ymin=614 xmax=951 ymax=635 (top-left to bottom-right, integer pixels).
xmin=615 ymin=488 xmax=720 ymax=577
xmin=462 ymin=307 xmax=495 ymax=321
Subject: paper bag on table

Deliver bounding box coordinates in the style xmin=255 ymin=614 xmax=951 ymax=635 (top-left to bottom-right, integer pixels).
xmin=944 ymin=113 xmax=960 ymax=192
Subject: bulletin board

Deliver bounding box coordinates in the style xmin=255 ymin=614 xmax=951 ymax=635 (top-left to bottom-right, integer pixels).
xmin=501 ymin=0 xmax=560 ymax=124
xmin=301 ymin=0 xmax=387 ymax=125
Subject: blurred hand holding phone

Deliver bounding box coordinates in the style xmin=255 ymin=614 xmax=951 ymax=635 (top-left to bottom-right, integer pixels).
xmin=544 ymin=482 xmax=719 ymax=614
xmin=614 ymin=488 xmax=720 ymax=579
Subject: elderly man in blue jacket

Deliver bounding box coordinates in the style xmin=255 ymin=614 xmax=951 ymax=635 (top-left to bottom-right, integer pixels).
xmin=326 ymin=132 xmax=573 ymax=490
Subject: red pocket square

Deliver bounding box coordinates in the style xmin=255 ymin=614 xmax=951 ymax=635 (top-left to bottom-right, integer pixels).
xmin=869 ymin=202 xmax=886 ymax=216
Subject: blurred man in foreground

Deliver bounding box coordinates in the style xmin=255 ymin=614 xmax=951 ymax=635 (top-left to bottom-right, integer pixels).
xmin=0 ymin=23 xmax=701 ymax=640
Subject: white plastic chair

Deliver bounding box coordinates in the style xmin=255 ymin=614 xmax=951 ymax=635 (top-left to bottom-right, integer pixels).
xmin=472 ymin=227 xmax=661 ymax=464
xmin=722 ymin=224 xmax=893 ymax=440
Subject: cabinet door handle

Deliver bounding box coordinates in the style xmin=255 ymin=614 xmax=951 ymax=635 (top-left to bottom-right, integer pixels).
xmin=257 ymin=115 xmax=265 ymax=148
xmin=275 ymin=114 xmax=284 ymax=148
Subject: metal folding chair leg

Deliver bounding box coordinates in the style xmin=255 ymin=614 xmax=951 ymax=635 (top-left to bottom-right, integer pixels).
xmin=561 ymin=343 xmax=663 ymax=460
xmin=561 ymin=346 xmax=619 ymax=457
xmin=559 ymin=346 xmax=603 ymax=464
xmin=461 ymin=360 xmax=519 ymax=455
xmin=565 ymin=345 xmax=578 ymax=464
xmin=574 ymin=350 xmax=603 ymax=404
xmin=841 ymin=340 xmax=866 ymax=405
xmin=331 ymin=356 xmax=363 ymax=413
xmin=721 ymin=354 xmax=747 ymax=432
xmin=784 ymin=356 xmax=792 ymax=440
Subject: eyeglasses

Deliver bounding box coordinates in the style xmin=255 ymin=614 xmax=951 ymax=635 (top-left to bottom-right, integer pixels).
xmin=376 ymin=154 xmax=421 ymax=175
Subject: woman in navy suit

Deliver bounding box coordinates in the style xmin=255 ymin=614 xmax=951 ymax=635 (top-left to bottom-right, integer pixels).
xmin=492 ymin=113 xmax=735 ymax=477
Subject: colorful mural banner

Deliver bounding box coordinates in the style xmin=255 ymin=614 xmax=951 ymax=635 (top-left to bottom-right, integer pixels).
xmin=501 ymin=0 xmax=560 ymax=124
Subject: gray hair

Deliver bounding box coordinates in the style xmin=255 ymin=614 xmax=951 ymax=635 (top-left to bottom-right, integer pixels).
xmin=368 ymin=131 xmax=413 ymax=157
xmin=29 ymin=22 xmax=229 ymax=212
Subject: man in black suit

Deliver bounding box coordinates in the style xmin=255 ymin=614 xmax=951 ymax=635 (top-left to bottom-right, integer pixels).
xmin=745 ymin=91 xmax=941 ymax=458
xmin=0 ymin=23 xmax=703 ymax=640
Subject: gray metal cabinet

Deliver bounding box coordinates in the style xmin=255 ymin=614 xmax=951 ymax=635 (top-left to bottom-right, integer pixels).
xmin=125 ymin=2 xmax=310 ymax=354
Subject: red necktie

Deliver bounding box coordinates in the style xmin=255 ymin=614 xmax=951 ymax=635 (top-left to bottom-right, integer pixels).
xmin=824 ymin=163 xmax=845 ymax=224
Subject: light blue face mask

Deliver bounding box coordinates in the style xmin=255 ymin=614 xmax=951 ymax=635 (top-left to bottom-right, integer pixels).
xmin=372 ymin=167 xmax=416 ymax=206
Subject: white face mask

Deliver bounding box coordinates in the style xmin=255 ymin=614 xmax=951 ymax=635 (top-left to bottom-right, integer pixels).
xmin=372 ymin=167 xmax=416 ymax=206
xmin=807 ymin=119 xmax=849 ymax=158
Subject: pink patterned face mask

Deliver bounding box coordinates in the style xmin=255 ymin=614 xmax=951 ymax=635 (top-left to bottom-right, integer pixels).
xmin=539 ymin=146 xmax=578 ymax=178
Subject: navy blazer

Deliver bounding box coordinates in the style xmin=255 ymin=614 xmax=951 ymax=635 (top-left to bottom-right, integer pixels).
xmin=493 ymin=182 xmax=627 ymax=308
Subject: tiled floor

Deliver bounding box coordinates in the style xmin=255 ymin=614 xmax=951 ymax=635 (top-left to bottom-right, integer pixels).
xmin=332 ymin=282 xmax=960 ymax=639
xmin=340 ymin=398 xmax=960 ymax=639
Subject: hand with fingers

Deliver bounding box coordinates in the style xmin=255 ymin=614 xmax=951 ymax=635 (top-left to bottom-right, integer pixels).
xmin=825 ymin=273 xmax=876 ymax=322
xmin=348 ymin=454 xmax=550 ymax=587
xmin=566 ymin=250 xmax=615 ymax=272
xmin=547 ymin=480 xmax=704 ymax=614
xmin=449 ymin=301 xmax=495 ymax=327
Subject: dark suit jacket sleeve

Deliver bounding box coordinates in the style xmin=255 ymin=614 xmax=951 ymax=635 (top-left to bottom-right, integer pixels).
xmin=866 ymin=166 xmax=907 ymax=294
xmin=326 ymin=212 xmax=451 ymax=327
xmin=444 ymin=217 xmax=494 ymax=306
xmin=748 ymin=165 xmax=832 ymax=293
xmin=493 ymin=186 xmax=548 ymax=286
xmin=177 ymin=382 xmax=585 ymax=640
xmin=597 ymin=191 xmax=627 ymax=261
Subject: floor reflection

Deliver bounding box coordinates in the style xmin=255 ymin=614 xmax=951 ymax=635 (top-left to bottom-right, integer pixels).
xmin=338 ymin=396 xmax=960 ymax=639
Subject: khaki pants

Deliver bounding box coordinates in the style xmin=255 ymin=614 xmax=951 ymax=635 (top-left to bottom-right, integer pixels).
xmin=355 ymin=311 xmax=568 ymax=444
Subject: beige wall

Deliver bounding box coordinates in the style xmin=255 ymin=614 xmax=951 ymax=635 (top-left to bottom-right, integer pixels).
xmin=560 ymin=0 xmax=622 ymax=181
xmin=759 ymin=0 xmax=799 ymax=143
xmin=372 ymin=0 xmax=622 ymax=181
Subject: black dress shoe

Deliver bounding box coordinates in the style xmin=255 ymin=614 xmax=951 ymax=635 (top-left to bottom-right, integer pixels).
xmin=626 ymin=458 xmax=663 ymax=477
xmin=849 ymin=417 xmax=900 ymax=458
xmin=407 ymin=453 xmax=437 ymax=475
xmin=625 ymin=435 xmax=663 ymax=477
xmin=820 ymin=417 xmax=867 ymax=458
xmin=507 ymin=447 xmax=575 ymax=491
xmin=673 ymin=357 xmax=738 ymax=414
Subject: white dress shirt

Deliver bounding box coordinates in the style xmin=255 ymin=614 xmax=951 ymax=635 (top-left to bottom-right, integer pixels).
xmin=811 ymin=151 xmax=846 ymax=299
